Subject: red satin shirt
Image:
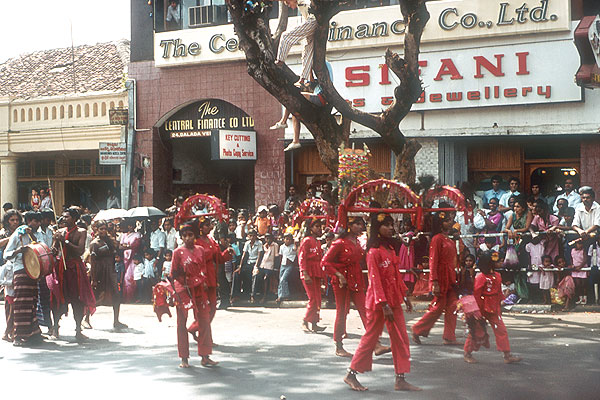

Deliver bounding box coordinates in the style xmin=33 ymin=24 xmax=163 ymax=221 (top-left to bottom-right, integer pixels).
xmin=365 ymin=244 xmax=407 ymax=310
xmin=195 ymin=236 xmax=232 ymax=287
xmin=321 ymin=237 xmax=365 ymax=292
xmin=298 ymin=236 xmax=324 ymax=279
xmin=429 ymin=233 xmax=458 ymax=294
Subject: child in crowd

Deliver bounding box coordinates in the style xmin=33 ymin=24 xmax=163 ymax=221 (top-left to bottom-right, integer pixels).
xmin=571 ymin=240 xmax=589 ymax=305
xmin=115 ymin=251 xmax=125 ymax=299
xmin=525 ymin=236 xmax=544 ymax=303
xmin=225 ymin=233 xmax=240 ymax=284
xmin=501 ymin=280 xmax=518 ymax=306
xmin=555 ymin=255 xmax=575 ymax=311
xmin=458 ymin=254 xmax=476 ymax=296
xmin=399 ymin=221 xmax=417 ymax=295
xmin=143 ymin=248 xmax=157 ymax=303
xmin=464 ymin=251 xmax=521 ymax=364
xmin=254 ymin=206 xmax=271 ymax=236
xmin=538 ymin=255 xmax=555 ymax=305
xmin=277 ymin=233 xmax=297 ymax=303
xmin=587 ymin=236 xmax=600 ymax=305
xmin=162 ymin=250 xmax=173 ymax=280
xmin=478 ymin=236 xmax=500 ymax=257
xmin=133 ymin=253 xmax=145 ymax=303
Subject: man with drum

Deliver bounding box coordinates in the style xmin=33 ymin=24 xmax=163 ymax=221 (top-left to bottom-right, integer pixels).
xmin=36 ymin=208 xmax=55 ymax=332
xmin=51 ymin=207 xmax=96 ymax=341
xmin=3 ymin=211 xmax=43 ymax=346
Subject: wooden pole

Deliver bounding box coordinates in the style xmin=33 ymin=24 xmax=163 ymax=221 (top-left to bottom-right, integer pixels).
xmin=47 ymin=177 xmax=67 ymax=270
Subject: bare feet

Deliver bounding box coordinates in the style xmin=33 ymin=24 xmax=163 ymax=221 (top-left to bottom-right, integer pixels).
xmin=374 ymin=342 xmax=392 ymax=356
xmin=75 ymin=331 xmax=88 ymax=342
xmin=113 ymin=321 xmax=128 ymax=330
xmin=82 ymin=320 xmax=92 ymax=329
xmin=464 ymin=353 xmax=478 ymax=364
xmin=179 ymin=358 xmax=190 ymax=368
xmin=311 ymin=323 xmax=326 ymax=333
xmin=301 ymin=320 xmax=311 ymax=332
xmin=395 ymin=376 xmax=423 ymax=391
xmin=335 ymin=348 xmax=353 ymax=358
xmin=504 ymin=354 xmax=522 ymax=364
xmin=344 ymin=372 xmax=368 ymax=391
xmin=443 ymin=339 xmax=462 ymax=346
xmin=201 ymin=356 xmax=219 ymax=367
xmin=411 ymin=332 xmax=422 ymax=345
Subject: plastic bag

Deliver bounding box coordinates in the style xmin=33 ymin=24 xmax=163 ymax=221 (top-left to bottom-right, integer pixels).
xmin=503 ymin=245 xmax=519 ymax=270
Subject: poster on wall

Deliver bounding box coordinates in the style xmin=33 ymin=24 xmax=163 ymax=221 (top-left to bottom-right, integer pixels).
xmin=211 ymin=130 xmax=257 ymax=160
xmin=99 ymin=142 xmax=127 ymax=165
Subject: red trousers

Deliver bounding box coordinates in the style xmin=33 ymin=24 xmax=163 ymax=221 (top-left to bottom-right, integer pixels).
xmin=350 ymin=307 xmax=410 ymax=374
xmin=333 ymin=285 xmax=367 ymax=343
xmin=176 ymin=295 xmax=212 ymax=358
xmin=207 ymin=286 xmax=217 ymax=322
xmin=302 ymin=278 xmax=321 ymax=324
xmin=464 ymin=312 xmax=510 ymax=353
xmin=412 ymin=290 xmax=458 ymax=341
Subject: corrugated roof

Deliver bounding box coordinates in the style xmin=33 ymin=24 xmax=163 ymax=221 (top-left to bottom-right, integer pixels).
xmin=0 ymin=40 xmax=130 ymax=100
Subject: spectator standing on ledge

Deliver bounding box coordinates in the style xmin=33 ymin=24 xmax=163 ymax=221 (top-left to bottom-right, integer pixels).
xmin=553 ymin=178 xmax=581 ymax=214
xmin=482 ymin=175 xmax=506 ymax=209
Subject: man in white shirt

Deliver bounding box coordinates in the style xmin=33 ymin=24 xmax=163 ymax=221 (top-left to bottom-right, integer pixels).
xmin=499 ymin=177 xmax=521 ymax=212
xmin=251 ymin=233 xmax=279 ymax=303
xmin=149 ymin=220 xmax=166 ymax=260
xmin=573 ymin=187 xmax=600 ymax=239
xmin=40 ymin=188 xmax=52 ymax=209
xmin=162 ymin=218 xmax=178 ymax=251
xmin=553 ymin=178 xmax=582 ymax=214
xmin=106 ymin=189 xmax=121 ymax=209
xmin=166 ymin=0 xmax=181 ymax=30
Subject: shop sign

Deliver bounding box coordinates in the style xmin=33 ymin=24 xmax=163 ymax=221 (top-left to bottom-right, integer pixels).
xmin=163 ymin=99 xmax=254 ymax=138
xmin=109 ymin=108 xmax=128 ymax=125
xmin=99 ymin=142 xmax=127 ymax=165
xmin=211 ymin=130 xmax=257 ymax=160
xmin=329 ymin=38 xmax=581 ymax=112
xmin=154 ymin=0 xmax=570 ymax=67
xmin=589 ymin=15 xmax=600 ymax=68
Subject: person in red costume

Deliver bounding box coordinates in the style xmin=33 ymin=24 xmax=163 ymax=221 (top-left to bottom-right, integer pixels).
xmin=412 ymin=207 xmax=461 ymax=345
xmin=464 ymin=251 xmax=522 ymax=364
xmin=298 ymin=218 xmax=326 ymax=332
xmin=344 ymin=213 xmax=421 ymax=392
xmin=322 ymin=216 xmax=391 ymax=357
xmin=194 ymin=218 xmax=233 ymax=322
xmin=171 ymin=223 xmax=217 ymax=368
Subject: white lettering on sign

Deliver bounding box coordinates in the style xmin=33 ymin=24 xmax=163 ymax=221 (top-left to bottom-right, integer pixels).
xmin=218 ymin=130 xmax=256 ymax=160
xmin=329 ymin=39 xmax=581 ymax=111
xmin=99 ymin=142 xmax=127 ymax=165
xmin=154 ymin=0 xmax=570 ymax=67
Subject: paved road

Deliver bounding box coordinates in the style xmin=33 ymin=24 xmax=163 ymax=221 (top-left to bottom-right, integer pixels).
xmin=1 ymin=303 xmax=599 ymax=400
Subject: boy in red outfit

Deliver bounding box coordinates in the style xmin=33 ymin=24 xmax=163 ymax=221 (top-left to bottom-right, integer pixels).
xmin=464 ymin=251 xmax=522 ymax=364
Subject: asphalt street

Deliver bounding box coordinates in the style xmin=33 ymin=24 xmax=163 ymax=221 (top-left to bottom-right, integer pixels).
xmin=1 ymin=302 xmax=599 ymax=400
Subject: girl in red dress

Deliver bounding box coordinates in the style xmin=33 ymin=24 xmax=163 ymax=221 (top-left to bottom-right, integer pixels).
xmin=412 ymin=208 xmax=460 ymax=345
xmin=298 ymin=218 xmax=325 ymax=333
xmin=464 ymin=251 xmax=522 ymax=364
xmin=170 ymin=223 xmax=217 ymax=368
xmin=195 ymin=218 xmax=232 ymax=322
xmin=344 ymin=214 xmax=420 ymax=392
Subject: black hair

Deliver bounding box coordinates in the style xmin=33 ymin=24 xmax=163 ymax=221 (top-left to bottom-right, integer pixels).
xmin=2 ymin=202 xmax=13 ymax=210
xmin=484 ymin=236 xmax=497 ymax=244
xmin=165 ymin=249 xmax=173 ymax=256
xmin=478 ymin=251 xmax=493 ymax=274
xmin=564 ymin=207 xmax=575 ymax=218
xmin=144 ymin=248 xmax=156 ymax=258
xmin=541 ymin=255 xmax=552 ymax=263
xmin=554 ymin=255 xmax=565 ymax=264
xmin=81 ymin=214 xmax=92 ymax=225
xmin=366 ymin=213 xmax=399 ymax=252
xmin=2 ymin=209 xmax=22 ymax=231
xmin=24 ymin=211 xmax=42 ymax=223
xmin=431 ymin=202 xmax=453 ymax=236
xmin=40 ymin=208 xmax=55 ymax=220
xmin=509 ymin=177 xmax=520 ymax=185
xmin=226 ymin=233 xmax=236 ymax=240
xmin=513 ymin=197 xmax=528 ymax=210
xmin=339 ymin=216 xmax=365 ymax=239
xmin=490 ymin=175 xmax=502 ymax=182
xmin=65 ymin=206 xmax=80 ymax=221
xmin=179 ymin=222 xmax=199 ymax=238
xmin=304 ymin=218 xmax=323 ymax=238
xmin=133 ymin=253 xmax=144 ymax=262
xmin=464 ymin=254 xmax=476 ymax=262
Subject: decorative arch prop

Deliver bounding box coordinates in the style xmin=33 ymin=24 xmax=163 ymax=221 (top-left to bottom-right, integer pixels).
xmin=174 ymin=194 xmax=229 ymax=229
xmin=291 ymin=198 xmax=336 ymax=229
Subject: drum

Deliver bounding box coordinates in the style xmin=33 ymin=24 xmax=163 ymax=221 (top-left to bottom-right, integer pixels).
xmin=23 ymin=242 xmax=55 ymax=280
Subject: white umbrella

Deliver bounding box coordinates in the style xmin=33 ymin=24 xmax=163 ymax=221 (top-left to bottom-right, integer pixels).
xmin=93 ymin=208 xmax=128 ymax=221
xmin=125 ymin=206 xmax=167 ymax=219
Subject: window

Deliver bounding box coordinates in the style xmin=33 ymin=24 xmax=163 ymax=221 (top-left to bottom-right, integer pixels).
xmin=101 ymin=102 xmax=107 ymax=116
xmin=33 ymin=160 xmax=56 ymax=177
xmin=36 ymin=108 xmax=41 ymax=121
xmin=28 ymin=108 xmax=33 ymax=121
xmin=76 ymin=104 xmax=82 ymax=118
xmin=44 ymin=107 xmax=49 ymax=120
xmin=68 ymin=105 xmax=73 ymax=118
xmin=85 ymin=103 xmax=90 ymax=117
xmin=93 ymin=103 xmax=98 ymax=117
xmin=69 ymin=159 xmax=92 ymax=175
xmin=13 ymin=109 xmax=17 ymax=123
xmin=96 ymin=160 xmax=120 ymax=176
xmin=52 ymin=106 xmax=57 ymax=119
xmin=21 ymin=109 xmax=25 ymax=122
xmin=17 ymin=160 xmax=32 ymax=178
xmin=60 ymin=105 xmax=65 ymax=119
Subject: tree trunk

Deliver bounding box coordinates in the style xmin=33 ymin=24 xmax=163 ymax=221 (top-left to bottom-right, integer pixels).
xmin=393 ymin=138 xmax=422 ymax=184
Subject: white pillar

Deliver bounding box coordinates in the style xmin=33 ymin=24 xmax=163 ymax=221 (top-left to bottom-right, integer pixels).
xmin=0 ymin=156 xmax=18 ymax=208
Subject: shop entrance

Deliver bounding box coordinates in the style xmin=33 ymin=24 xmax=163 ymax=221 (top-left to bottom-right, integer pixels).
xmin=64 ymin=180 xmax=120 ymax=212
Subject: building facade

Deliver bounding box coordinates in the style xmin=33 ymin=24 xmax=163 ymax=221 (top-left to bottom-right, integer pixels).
xmin=130 ymin=0 xmax=600 ymax=210
xmin=0 ymin=41 xmax=129 ymax=211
